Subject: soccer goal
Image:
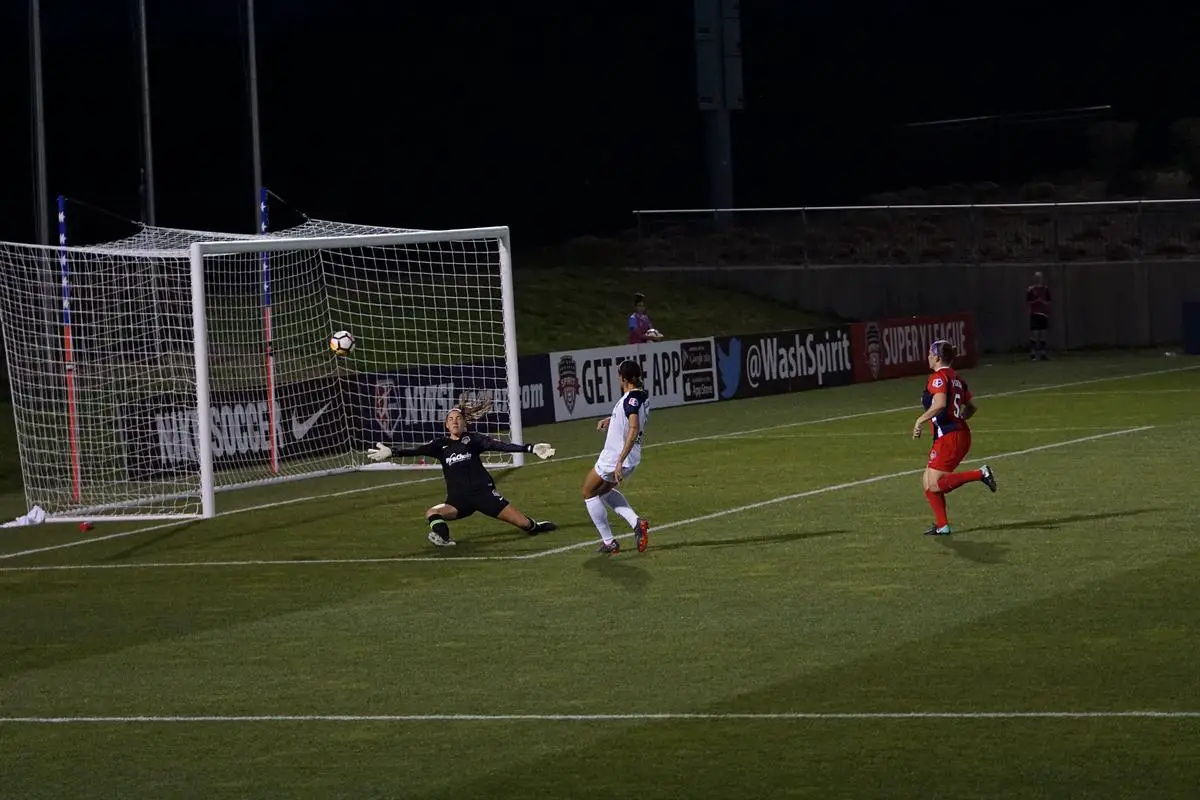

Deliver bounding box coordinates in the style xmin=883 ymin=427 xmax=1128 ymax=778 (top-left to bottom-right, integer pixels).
xmin=0 ymin=227 xmax=523 ymax=522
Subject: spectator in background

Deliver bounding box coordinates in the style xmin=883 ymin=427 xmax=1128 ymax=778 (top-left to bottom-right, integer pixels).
xmin=628 ymin=292 xmax=665 ymax=344
xmin=1027 ymin=271 xmax=1051 ymax=361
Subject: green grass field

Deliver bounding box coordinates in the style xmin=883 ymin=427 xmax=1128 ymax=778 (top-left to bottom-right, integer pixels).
xmin=2 ymin=352 xmax=1200 ymax=798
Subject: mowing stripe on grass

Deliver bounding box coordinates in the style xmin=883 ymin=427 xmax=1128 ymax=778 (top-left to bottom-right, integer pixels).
xmin=2 ymin=363 xmax=1193 ymax=561
xmin=529 ymin=425 xmax=1154 ymax=558
xmin=1 ymin=710 xmax=1197 ymax=724
xmin=0 ymin=426 xmax=1152 ymax=572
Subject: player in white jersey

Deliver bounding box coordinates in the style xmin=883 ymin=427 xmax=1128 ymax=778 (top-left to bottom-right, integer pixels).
xmin=581 ymin=360 xmax=651 ymax=554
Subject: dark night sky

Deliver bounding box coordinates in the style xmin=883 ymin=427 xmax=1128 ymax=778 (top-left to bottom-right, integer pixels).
xmin=3 ymin=0 xmax=1198 ymax=247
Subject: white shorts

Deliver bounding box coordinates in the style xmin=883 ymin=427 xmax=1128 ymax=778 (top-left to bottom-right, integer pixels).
xmin=593 ymin=459 xmax=637 ymax=484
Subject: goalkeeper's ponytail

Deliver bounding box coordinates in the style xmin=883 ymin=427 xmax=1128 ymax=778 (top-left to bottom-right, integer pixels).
xmin=456 ymin=391 xmax=494 ymax=422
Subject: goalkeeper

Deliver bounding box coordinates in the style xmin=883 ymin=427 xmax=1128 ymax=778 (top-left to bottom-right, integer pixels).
xmin=366 ymin=395 xmax=558 ymax=547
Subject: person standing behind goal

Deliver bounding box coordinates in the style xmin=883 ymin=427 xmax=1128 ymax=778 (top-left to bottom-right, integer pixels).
xmin=628 ymin=293 xmax=665 ymax=344
xmin=1027 ymin=271 xmax=1051 ymax=360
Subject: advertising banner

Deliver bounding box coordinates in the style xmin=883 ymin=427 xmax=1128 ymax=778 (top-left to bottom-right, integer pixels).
xmin=548 ymin=338 xmax=717 ymax=421
xmin=120 ymin=354 xmax=557 ymax=479
xmin=119 ymin=375 xmax=349 ymax=481
xmin=350 ymin=353 xmax=555 ymax=445
xmin=850 ymin=313 xmax=978 ymax=383
xmin=713 ymin=325 xmax=855 ymax=400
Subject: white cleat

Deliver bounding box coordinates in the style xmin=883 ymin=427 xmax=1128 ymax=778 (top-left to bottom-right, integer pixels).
xmin=427 ymin=530 xmax=456 ymax=547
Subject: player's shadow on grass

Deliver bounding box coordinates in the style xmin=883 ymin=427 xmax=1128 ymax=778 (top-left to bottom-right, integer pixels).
xmin=102 ymin=524 xmax=197 ymax=561
xmin=956 ymin=508 xmax=1156 ymax=535
xmin=102 ymin=504 xmax=357 ymax=561
xmin=650 ymin=528 xmax=848 ymax=553
xmin=583 ymin=554 xmax=652 ymax=592
xmin=934 ymin=537 xmax=1009 ymax=564
xmin=935 ymin=508 xmax=1157 ymax=565
xmin=451 ymin=521 xmax=592 ymax=548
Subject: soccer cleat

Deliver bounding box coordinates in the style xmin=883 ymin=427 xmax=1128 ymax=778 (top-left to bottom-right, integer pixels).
xmin=528 ymin=520 xmax=557 ymax=535
xmin=923 ymin=524 xmax=953 ymax=536
xmin=598 ymin=539 xmax=621 ymax=554
xmin=427 ymin=530 xmax=456 ymax=547
xmin=634 ymin=518 xmax=650 ymax=552
xmin=980 ymin=464 xmax=998 ymax=493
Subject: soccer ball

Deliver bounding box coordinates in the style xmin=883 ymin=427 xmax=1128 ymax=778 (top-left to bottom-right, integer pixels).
xmin=329 ymin=330 xmax=356 ymax=356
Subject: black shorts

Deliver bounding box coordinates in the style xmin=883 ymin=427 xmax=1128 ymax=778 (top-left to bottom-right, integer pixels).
xmin=446 ymin=487 xmax=510 ymax=520
xmin=1029 ymin=313 xmax=1049 ymax=331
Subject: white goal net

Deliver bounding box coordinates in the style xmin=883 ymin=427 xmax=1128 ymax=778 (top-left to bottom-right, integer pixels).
xmin=91 ymin=217 xmax=427 ymax=251
xmin=0 ymin=227 xmax=522 ymax=521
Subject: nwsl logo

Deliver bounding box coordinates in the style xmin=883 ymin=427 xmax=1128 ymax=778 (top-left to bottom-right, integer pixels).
xmin=556 ymin=355 xmax=581 ymax=414
xmin=374 ymin=379 xmax=397 ymax=433
xmin=864 ymin=322 xmax=883 ymax=380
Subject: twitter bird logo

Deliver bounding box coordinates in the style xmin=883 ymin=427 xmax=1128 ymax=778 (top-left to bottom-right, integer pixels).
xmin=716 ymin=337 xmax=741 ymax=400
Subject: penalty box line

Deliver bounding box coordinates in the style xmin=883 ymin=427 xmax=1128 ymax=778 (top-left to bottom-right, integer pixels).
xmin=2 ymin=362 xmax=1192 ymax=562
xmin=0 ymin=426 xmax=1153 ymax=573
xmin=0 ymin=710 xmax=1197 ymax=724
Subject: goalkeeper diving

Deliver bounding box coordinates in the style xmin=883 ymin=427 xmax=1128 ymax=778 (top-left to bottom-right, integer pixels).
xmin=365 ymin=394 xmax=558 ymax=547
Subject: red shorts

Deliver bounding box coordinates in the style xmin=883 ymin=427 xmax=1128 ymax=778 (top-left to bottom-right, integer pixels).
xmin=928 ymin=430 xmax=971 ymax=472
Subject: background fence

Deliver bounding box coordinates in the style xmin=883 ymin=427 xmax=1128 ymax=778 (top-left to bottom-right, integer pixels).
xmin=633 ymin=199 xmax=1200 ymax=267
xmin=631 ymin=199 xmax=1200 ymax=352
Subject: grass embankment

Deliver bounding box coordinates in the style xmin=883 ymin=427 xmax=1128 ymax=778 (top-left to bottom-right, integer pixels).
xmin=512 ymin=266 xmax=836 ymax=354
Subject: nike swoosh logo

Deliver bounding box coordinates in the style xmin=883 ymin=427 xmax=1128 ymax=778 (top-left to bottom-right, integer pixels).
xmin=292 ymin=402 xmax=332 ymax=441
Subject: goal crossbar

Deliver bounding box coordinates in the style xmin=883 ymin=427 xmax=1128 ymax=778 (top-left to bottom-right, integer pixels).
xmin=188 ymin=226 xmax=511 ymax=256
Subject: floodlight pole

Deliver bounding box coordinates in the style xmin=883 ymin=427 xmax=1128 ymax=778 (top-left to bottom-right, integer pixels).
xmin=136 ymin=0 xmax=157 ymax=225
xmin=693 ymin=0 xmax=742 ymax=211
xmin=246 ymin=0 xmax=264 ymax=233
xmin=30 ymin=0 xmax=50 ymax=245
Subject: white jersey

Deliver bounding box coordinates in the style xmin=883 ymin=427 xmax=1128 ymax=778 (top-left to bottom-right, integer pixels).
xmin=596 ymin=388 xmax=650 ymax=472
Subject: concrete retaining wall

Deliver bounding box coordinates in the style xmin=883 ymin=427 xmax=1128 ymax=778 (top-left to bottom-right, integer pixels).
xmin=635 ymin=260 xmax=1200 ymax=353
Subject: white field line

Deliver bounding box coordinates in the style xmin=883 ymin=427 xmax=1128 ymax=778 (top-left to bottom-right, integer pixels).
xmin=528 ymin=426 xmax=1154 ymax=559
xmin=2 ymin=363 xmax=1193 ymax=561
xmin=0 ymin=476 xmax=444 ymax=561
xmin=1035 ymin=388 xmax=1200 ymax=396
xmin=0 ymin=710 xmax=1196 ymax=724
xmin=662 ymin=363 xmax=1196 ymax=446
xmin=0 ymin=426 xmax=1153 ymax=573
xmin=727 ymin=426 xmax=1126 ymax=440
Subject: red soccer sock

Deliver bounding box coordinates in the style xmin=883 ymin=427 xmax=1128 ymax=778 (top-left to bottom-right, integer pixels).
xmin=938 ymin=469 xmax=983 ymax=494
xmin=925 ymin=490 xmax=949 ymax=528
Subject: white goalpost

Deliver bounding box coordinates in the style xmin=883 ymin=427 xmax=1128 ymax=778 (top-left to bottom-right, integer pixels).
xmin=0 ymin=226 xmax=523 ymax=523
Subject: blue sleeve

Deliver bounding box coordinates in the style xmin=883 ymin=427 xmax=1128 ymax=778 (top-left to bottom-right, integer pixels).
xmin=622 ymin=391 xmax=647 ymax=417
xmin=628 ymin=314 xmax=637 ymax=331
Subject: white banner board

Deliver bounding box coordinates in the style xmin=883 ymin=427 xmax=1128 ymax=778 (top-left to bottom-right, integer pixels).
xmin=549 ymin=338 xmax=717 ymax=422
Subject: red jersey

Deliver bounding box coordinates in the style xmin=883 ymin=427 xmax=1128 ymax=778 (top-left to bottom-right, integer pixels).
xmin=1027 ymin=284 xmax=1051 ymax=316
xmin=921 ymin=367 xmax=972 ymax=439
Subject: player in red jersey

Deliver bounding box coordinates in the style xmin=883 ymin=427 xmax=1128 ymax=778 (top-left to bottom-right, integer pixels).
xmin=1027 ymin=271 xmax=1051 ymax=361
xmin=912 ymin=339 xmax=997 ymax=535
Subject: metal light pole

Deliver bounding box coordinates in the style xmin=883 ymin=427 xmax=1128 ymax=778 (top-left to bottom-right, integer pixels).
xmin=135 ymin=0 xmax=157 ymax=225
xmin=246 ymin=0 xmax=264 ymax=233
xmin=693 ymin=0 xmax=742 ymax=212
xmin=30 ymin=0 xmax=50 ymax=245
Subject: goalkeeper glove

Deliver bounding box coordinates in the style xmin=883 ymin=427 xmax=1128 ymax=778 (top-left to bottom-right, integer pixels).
xmin=530 ymin=443 xmax=555 ymax=460
xmin=366 ymin=443 xmax=393 ymax=463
